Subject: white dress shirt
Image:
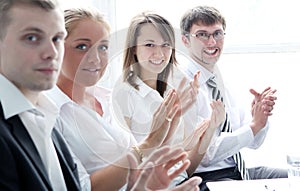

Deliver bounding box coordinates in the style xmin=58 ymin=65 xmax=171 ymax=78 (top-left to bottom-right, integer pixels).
xmin=176 ymin=55 xmax=270 ymax=173
xmin=112 ymin=77 xmax=187 ymax=187
xmin=46 ymin=86 xmax=136 ymax=175
xmin=0 ymin=74 xmax=67 ymax=191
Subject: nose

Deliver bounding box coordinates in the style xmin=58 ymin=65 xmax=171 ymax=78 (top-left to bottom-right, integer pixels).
xmin=41 ymin=41 xmax=59 ymax=60
xmin=153 ymin=45 xmax=164 ymax=57
xmin=207 ymin=35 xmax=217 ymax=45
xmin=87 ymin=47 xmax=101 ymax=65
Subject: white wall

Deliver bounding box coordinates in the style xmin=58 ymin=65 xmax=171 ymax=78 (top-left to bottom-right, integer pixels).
xmin=219 ymin=52 xmax=300 ymax=168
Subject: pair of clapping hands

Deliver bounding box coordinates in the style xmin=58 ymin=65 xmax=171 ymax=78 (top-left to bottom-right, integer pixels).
xmin=126 ymin=146 xmax=201 ymax=191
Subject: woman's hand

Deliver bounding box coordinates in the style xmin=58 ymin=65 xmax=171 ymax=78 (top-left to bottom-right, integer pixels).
xmin=142 ymin=89 xmax=179 ymax=149
xmin=126 ymin=146 xmax=201 ymax=191
xmin=176 ymin=71 xmax=200 ymax=115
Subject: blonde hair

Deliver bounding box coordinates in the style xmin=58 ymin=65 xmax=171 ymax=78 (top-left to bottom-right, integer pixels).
xmin=64 ymin=7 xmax=110 ymax=38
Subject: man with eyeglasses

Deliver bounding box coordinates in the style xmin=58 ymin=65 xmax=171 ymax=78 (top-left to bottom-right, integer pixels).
xmin=177 ymin=5 xmax=287 ymax=191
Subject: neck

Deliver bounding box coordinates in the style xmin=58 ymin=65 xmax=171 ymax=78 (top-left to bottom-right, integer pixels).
xmin=140 ymin=71 xmax=158 ymax=90
xmin=190 ymin=53 xmax=215 ymax=73
xmin=20 ymin=88 xmax=41 ymax=106
xmin=57 ymin=75 xmax=86 ymax=104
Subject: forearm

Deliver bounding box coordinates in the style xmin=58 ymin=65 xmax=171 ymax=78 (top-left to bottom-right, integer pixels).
xmin=90 ymin=161 xmax=128 ymax=191
xmin=186 ymin=126 xmax=216 ymax=176
xmin=202 ymin=126 xmax=253 ymax=166
xmin=90 ymin=149 xmax=141 ymax=191
xmin=186 ymin=147 xmax=205 ymax=176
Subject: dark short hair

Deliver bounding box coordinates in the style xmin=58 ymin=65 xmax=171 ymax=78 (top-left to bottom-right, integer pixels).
xmin=180 ymin=5 xmax=226 ymax=36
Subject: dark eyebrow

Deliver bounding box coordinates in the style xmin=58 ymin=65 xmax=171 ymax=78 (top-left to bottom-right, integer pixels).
xmin=195 ymin=29 xmax=223 ymax=33
xmin=21 ymin=27 xmax=66 ymax=37
xmin=74 ymin=38 xmax=91 ymax=42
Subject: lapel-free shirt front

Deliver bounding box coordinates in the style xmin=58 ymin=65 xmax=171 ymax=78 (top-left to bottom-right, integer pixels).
xmin=113 ymin=77 xmax=188 ymax=187
xmin=177 ymin=55 xmax=270 ymax=173
xmin=47 ymin=85 xmax=136 ymax=175
xmin=0 ymin=74 xmax=67 ymax=191
xmin=113 ymin=77 xmax=163 ymax=142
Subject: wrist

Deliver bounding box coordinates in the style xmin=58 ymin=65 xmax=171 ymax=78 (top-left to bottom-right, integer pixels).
xmin=132 ymin=145 xmax=145 ymax=163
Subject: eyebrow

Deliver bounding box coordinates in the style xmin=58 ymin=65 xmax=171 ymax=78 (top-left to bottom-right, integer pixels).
xmin=141 ymin=39 xmax=169 ymax=44
xmin=195 ymin=29 xmax=223 ymax=33
xmin=21 ymin=27 xmax=66 ymax=37
xmin=73 ymin=39 xmax=110 ymax=44
xmin=22 ymin=27 xmax=44 ymax=34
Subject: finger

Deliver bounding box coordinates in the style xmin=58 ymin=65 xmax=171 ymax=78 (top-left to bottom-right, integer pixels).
xmin=164 ymin=89 xmax=176 ymax=108
xmin=191 ymin=70 xmax=200 ymax=91
xmin=158 ymin=150 xmax=188 ymax=170
xmin=168 ymin=159 xmax=191 ymax=180
xmin=178 ymin=77 xmax=188 ymax=92
xmin=129 ymin=162 xmax=154 ymax=191
xmin=171 ymin=177 xmax=202 ymax=191
xmin=154 ymin=147 xmax=186 ymax=166
xmin=195 ymin=121 xmax=209 ymax=137
xmin=249 ymin=88 xmax=260 ymax=97
xmin=126 ymin=153 xmax=140 ymax=190
xmin=140 ymin=146 xmax=171 ymax=167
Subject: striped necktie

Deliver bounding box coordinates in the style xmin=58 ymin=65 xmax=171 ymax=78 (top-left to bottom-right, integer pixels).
xmin=207 ymin=76 xmax=249 ymax=180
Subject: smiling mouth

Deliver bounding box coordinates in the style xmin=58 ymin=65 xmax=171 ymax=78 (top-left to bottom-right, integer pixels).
xmin=82 ymin=68 xmax=101 ymax=72
xmin=204 ymin=48 xmax=218 ymax=56
xmin=149 ymin=60 xmax=164 ymax=65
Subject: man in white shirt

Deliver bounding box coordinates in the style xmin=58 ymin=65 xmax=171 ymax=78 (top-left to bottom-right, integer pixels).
xmin=178 ymin=5 xmax=287 ymax=191
xmin=0 ymin=0 xmax=81 ymax=190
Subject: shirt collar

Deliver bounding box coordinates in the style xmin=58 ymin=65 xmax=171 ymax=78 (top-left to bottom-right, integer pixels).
xmin=0 ymin=74 xmax=34 ymax=119
xmin=86 ymin=85 xmax=111 ymax=101
xmin=177 ymin=55 xmax=215 ymax=85
xmin=44 ymin=85 xmax=72 ymax=110
xmin=135 ymin=77 xmax=160 ymax=98
xmin=0 ymin=74 xmax=59 ymax=119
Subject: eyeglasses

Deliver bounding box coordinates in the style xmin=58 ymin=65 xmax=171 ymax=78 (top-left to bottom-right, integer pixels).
xmin=188 ymin=30 xmax=225 ymax=41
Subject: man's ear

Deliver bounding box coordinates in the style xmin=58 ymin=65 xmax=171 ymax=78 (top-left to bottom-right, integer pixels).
xmin=181 ymin=35 xmax=190 ymax=48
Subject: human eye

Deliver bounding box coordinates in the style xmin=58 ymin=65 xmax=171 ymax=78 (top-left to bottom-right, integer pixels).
xmin=196 ymin=32 xmax=209 ymax=39
xmin=53 ymin=35 xmax=64 ymax=44
xmin=213 ymin=31 xmax=225 ymax=40
xmin=98 ymin=45 xmax=108 ymax=52
xmin=24 ymin=34 xmax=40 ymax=43
xmin=144 ymin=43 xmax=155 ymax=48
xmin=76 ymin=44 xmax=89 ymax=51
xmin=162 ymin=42 xmax=172 ymax=49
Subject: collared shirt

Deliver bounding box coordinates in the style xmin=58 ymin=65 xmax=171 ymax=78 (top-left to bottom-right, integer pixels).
xmin=0 ymin=74 xmax=67 ymax=191
xmin=176 ymin=55 xmax=269 ymax=173
xmin=113 ymin=77 xmax=185 ymax=144
xmin=46 ymin=85 xmax=136 ymax=176
xmin=45 ymin=86 xmax=91 ymax=191
xmin=112 ymin=77 xmax=187 ymax=188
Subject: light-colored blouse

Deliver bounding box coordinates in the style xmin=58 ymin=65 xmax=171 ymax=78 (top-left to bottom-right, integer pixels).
xmin=47 ymin=86 xmax=136 ymax=174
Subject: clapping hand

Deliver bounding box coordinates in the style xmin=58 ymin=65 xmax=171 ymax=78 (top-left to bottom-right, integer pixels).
xmin=176 ymin=71 xmax=200 ymax=115
xmin=126 ymin=146 xmax=201 ymax=191
xmin=249 ymin=87 xmax=277 ymax=135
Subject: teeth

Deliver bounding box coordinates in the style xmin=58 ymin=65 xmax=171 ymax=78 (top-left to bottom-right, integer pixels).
xmin=83 ymin=68 xmax=99 ymax=72
xmin=204 ymin=49 xmax=217 ymax=54
xmin=150 ymin=60 xmax=163 ymax=65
